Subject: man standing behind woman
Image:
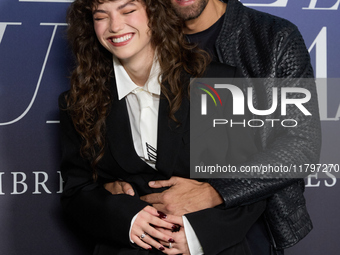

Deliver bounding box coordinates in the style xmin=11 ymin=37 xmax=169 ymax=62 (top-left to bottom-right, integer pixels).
xmin=60 ymin=0 xmax=265 ymax=254
xmin=110 ymin=0 xmax=321 ymax=254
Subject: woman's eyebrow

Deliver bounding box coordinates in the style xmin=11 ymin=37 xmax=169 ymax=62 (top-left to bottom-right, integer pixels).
xmin=117 ymin=0 xmax=136 ymax=10
xmin=92 ymin=0 xmax=136 ymax=14
xmin=93 ymin=9 xmax=108 ymax=15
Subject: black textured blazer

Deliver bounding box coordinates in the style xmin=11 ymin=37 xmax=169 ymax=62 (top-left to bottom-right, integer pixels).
xmin=207 ymin=0 xmax=321 ymax=249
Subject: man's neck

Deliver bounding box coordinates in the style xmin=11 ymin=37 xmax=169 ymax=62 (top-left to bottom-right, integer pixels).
xmin=184 ymin=0 xmax=227 ymax=34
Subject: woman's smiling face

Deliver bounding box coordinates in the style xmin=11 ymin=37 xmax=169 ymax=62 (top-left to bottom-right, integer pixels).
xmin=93 ymin=0 xmax=152 ymax=63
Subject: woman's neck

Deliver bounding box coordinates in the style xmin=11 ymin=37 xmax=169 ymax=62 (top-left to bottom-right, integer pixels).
xmin=120 ymin=50 xmax=155 ymax=87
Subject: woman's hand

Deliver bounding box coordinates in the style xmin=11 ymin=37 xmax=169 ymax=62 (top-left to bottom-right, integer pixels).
xmin=157 ymin=215 xmax=190 ymax=255
xmin=131 ymin=206 xmax=176 ymax=251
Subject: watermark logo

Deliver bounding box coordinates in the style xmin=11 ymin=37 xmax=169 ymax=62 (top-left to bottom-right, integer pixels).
xmin=197 ymin=82 xmax=222 ymax=115
xmin=194 ymin=79 xmax=314 ymax=129
xmin=198 ymin=83 xmax=312 ymax=117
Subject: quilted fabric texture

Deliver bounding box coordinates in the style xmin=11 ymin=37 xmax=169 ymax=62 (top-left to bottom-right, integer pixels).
xmin=207 ymin=0 xmax=321 ymax=249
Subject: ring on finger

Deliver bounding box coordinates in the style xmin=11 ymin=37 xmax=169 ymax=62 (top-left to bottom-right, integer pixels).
xmin=140 ymin=233 xmax=146 ymax=239
xmin=169 ymin=242 xmax=172 ymax=249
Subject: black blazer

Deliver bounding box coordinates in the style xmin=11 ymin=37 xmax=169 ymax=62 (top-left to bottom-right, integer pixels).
xmin=59 ymin=62 xmax=265 ymax=255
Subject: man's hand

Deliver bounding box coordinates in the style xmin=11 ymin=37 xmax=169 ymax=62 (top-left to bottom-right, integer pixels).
xmin=140 ymin=177 xmax=223 ymax=216
xmin=104 ymin=180 xmax=135 ymax=196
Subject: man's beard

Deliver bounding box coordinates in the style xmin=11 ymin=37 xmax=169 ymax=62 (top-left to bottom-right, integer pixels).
xmin=172 ymin=0 xmax=209 ymax=21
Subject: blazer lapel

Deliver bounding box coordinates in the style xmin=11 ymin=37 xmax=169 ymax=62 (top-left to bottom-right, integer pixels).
xmin=156 ymin=77 xmax=190 ymax=179
xmin=106 ymin=78 xmax=155 ymax=175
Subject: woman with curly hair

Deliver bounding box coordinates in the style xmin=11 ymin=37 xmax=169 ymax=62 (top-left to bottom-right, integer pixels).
xmin=59 ymin=0 xmax=265 ymax=254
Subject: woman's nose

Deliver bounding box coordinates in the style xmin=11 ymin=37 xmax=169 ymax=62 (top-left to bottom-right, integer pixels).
xmin=109 ymin=15 xmax=125 ymax=33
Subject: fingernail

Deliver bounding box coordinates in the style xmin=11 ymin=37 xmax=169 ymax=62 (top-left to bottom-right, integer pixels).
xmin=159 ymin=246 xmax=165 ymax=251
xmin=157 ymin=211 xmax=167 ymax=219
xmin=168 ymin=238 xmax=175 ymax=243
xmin=149 ymin=181 xmax=155 ymax=186
xmin=126 ymin=189 xmax=134 ymax=195
xmin=172 ymin=224 xmax=181 ymax=232
xmin=148 ymin=247 xmax=152 ymax=251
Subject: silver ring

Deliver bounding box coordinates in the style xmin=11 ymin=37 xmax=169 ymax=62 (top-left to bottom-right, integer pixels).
xmin=169 ymin=242 xmax=172 ymax=249
xmin=140 ymin=233 xmax=146 ymax=239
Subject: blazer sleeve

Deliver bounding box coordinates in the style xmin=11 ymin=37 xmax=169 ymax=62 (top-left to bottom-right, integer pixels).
xmin=59 ymin=93 xmax=149 ymax=246
xmin=185 ymin=200 xmax=266 ymax=254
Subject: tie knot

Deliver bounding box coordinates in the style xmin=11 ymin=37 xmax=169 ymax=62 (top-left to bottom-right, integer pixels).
xmin=134 ymin=88 xmax=152 ymax=109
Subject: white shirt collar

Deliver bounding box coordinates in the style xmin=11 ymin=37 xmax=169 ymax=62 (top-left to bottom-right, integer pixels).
xmin=113 ymin=56 xmax=161 ymax=100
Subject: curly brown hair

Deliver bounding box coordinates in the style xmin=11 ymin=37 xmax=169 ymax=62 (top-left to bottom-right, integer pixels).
xmin=65 ymin=0 xmax=210 ymax=177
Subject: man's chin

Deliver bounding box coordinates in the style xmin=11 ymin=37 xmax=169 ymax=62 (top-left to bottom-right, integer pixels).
xmin=172 ymin=0 xmax=209 ymax=21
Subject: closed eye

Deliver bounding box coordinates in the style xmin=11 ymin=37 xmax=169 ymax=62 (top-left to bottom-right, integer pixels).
xmin=123 ymin=9 xmax=136 ymax=14
xmin=93 ymin=14 xmax=107 ymax=21
xmin=93 ymin=9 xmax=108 ymax=20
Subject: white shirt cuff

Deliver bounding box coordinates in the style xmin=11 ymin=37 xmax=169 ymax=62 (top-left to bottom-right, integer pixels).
xmin=182 ymin=215 xmax=204 ymax=255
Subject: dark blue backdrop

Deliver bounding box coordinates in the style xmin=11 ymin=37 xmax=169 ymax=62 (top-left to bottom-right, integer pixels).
xmin=0 ymin=0 xmax=339 ymax=254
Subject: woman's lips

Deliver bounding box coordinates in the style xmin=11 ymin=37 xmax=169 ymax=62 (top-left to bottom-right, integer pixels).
xmin=108 ymin=33 xmax=134 ymax=46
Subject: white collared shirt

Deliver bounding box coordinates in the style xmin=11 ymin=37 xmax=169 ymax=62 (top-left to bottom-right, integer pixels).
xmin=113 ymin=56 xmax=203 ymax=255
xmin=114 ymin=56 xmax=160 ymax=169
